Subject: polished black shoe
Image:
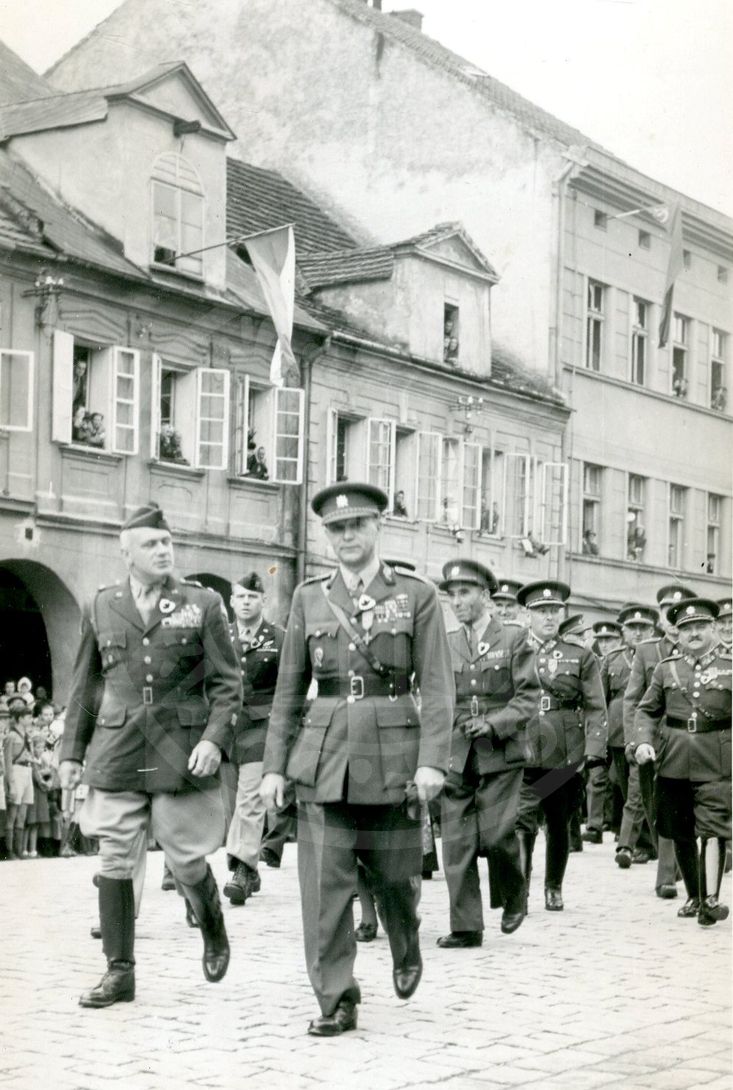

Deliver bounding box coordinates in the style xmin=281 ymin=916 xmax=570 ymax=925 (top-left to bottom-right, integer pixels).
xmin=355 ymin=922 xmax=378 ymax=942
xmin=259 ymin=847 xmax=281 ymax=869
xmin=308 ymin=999 xmax=358 ymax=1036
xmin=161 ymin=864 xmax=176 ymax=891
xmin=655 ymin=883 xmax=678 ymax=899
xmin=698 ymin=896 xmax=729 ymax=927
xmin=436 ymin=931 xmax=483 ymax=948
xmin=581 ymin=829 xmax=602 ymax=844
xmin=183 ymin=865 xmax=230 ymax=982
xmin=615 ymin=847 xmax=633 ymax=869
xmin=393 ymin=940 xmax=423 ymax=1000
xmin=79 ymin=962 xmax=135 ymax=1008
xmin=677 ymin=897 xmax=700 ymax=918
xmin=90 ymin=925 xmax=102 ymax=940
xmin=544 ymin=887 xmax=564 ymax=912
xmin=500 ymin=908 xmax=525 ymax=934
xmin=632 ymin=849 xmax=653 ymax=864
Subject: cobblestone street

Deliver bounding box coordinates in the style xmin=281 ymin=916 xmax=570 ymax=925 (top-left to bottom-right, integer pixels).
xmin=1 ymin=836 xmax=730 ymax=1090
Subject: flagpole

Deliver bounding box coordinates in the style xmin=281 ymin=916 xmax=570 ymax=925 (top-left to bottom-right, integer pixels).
xmin=172 ymin=223 xmax=296 ymax=262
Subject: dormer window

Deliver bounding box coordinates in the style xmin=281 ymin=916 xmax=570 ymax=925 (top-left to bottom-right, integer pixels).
xmin=444 ymin=302 xmax=459 ymax=364
xmin=151 ymin=153 xmax=204 ymax=276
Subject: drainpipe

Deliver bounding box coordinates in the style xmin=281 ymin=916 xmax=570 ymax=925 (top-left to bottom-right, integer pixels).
xmin=296 ymin=335 xmax=331 ymax=584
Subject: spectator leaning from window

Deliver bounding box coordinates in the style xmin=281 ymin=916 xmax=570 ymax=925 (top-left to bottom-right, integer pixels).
xmin=72 ymin=405 xmax=88 ymax=443
xmin=85 ymin=412 xmax=106 ymax=449
xmin=392 ymin=490 xmax=408 ymax=518
xmin=159 ymin=424 xmax=189 ymax=464
xmin=582 ymin=529 xmax=599 ymax=556
xmin=247 ymin=446 xmax=269 ymax=480
xmin=711 ymin=386 xmax=727 ymax=412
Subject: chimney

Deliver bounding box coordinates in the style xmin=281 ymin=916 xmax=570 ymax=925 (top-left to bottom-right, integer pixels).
xmin=390 ymin=9 xmax=423 ymax=31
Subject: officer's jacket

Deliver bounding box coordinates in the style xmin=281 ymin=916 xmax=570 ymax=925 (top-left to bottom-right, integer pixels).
xmin=448 ymin=617 xmax=536 ymax=776
xmin=526 ymin=634 xmax=607 ymax=768
xmin=262 ymin=563 xmax=454 ymax=804
xmin=601 ymin=646 xmax=634 ymax=748
xmin=622 ymin=637 xmax=680 ymax=747
xmin=634 ymin=646 xmax=731 ymax=782
xmin=230 ymin=618 xmax=285 ymax=765
xmin=61 ymin=576 xmax=242 ymax=793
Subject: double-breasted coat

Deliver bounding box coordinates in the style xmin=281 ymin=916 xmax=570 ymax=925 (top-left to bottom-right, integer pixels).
xmin=230 ymin=619 xmax=286 ymax=765
xmin=262 ymin=564 xmax=454 ymax=804
xmin=61 ymin=577 xmax=242 ymax=794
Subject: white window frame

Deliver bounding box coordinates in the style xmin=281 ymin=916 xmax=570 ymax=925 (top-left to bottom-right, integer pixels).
xmin=627 ymin=473 xmax=647 ymax=561
xmin=585 ymin=279 xmax=605 ymax=372
xmin=581 ymin=462 xmax=603 ymax=550
xmin=152 ymin=356 xmax=230 ymax=470
xmin=150 ymin=154 xmax=204 ymax=277
xmin=440 ymin=437 xmax=462 ymax=527
xmin=462 ymin=442 xmax=482 ymax=531
xmin=706 ymin=493 xmax=722 ymax=575
xmin=671 ymin=314 xmax=689 ymax=397
xmin=630 ymin=297 xmax=649 ymax=386
xmin=0 ymin=349 xmax=34 ymax=432
xmin=415 ymin=431 xmax=442 ymax=521
xmin=110 ymin=347 xmax=140 ymax=455
xmin=479 ymin=446 xmax=504 ymax=536
xmin=54 ymin=331 xmax=139 ymax=453
xmin=271 ymin=385 xmax=304 ymax=484
xmin=326 ymin=409 xmax=366 ymax=485
xmin=503 ymin=451 xmax=531 ymax=538
xmin=197 ymin=367 xmax=230 ymax=471
xmin=367 ymin=417 xmax=396 ymax=498
xmin=710 ymin=328 xmax=727 ymax=410
xmin=537 ymin=461 xmax=568 ymax=546
xmin=668 ymin=483 xmax=687 ymax=569
xmin=233 ymin=373 xmax=250 ymax=475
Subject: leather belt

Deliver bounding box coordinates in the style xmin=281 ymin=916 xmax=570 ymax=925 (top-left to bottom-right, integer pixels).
xmin=539 ymin=694 xmax=580 ymax=712
xmin=316 ymin=675 xmax=410 ymax=700
xmin=666 ymin=716 xmax=731 ymax=735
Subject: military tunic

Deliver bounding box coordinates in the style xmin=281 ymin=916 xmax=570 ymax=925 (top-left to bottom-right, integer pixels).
xmin=263 ymin=561 xmax=454 ymax=1016
xmin=441 ymin=616 xmax=537 ymax=931
xmin=231 ymin=619 xmax=285 ymax=766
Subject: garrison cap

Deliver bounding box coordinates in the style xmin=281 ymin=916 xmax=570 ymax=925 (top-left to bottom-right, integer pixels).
xmin=668 ymin=597 xmax=719 ymax=628
xmin=311 ymin=482 xmax=388 ymax=525
xmin=656 ymin=583 xmax=694 ymax=608
xmin=592 ymin=620 xmax=622 ymax=638
xmin=716 ymin=598 xmax=732 ymax=618
xmin=235 ymin=572 xmax=264 ymax=593
xmin=517 ymin=580 xmax=571 ymax=609
xmin=492 ymin=578 xmax=522 ymax=602
xmin=559 ymin=613 xmax=589 ymax=638
xmin=122 ymin=502 xmax=170 ymax=533
xmin=617 ymin=603 xmax=659 ymax=627
xmin=439 ymin=559 xmax=498 ymax=593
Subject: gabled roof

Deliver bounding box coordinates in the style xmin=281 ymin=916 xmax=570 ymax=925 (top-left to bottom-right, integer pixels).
xmin=0 ymin=41 xmax=54 ymax=107
xmin=0 ymin=62 xmax=235 ymax=143
xmin=227 ymin=158 xmax=357 ymax=255
xmin=299 ymin=222 xmax=498 ymax=289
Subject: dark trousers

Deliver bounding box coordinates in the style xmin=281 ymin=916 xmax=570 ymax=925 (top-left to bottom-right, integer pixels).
xmin=638 ymin=764 xmax=686 ymax=887
xmin=441 ymin=763 xmax=524 ymax=932
xmin=261 ymin=784 xmax=297 ymax=863
xmin=297 ymin=800 xmax=421 ymax=1016
xmin=517 ymin=767 xmax=580 ymax=889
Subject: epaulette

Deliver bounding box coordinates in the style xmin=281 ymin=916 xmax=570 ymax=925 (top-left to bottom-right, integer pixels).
xmin=181 ymin=578 xmax=204 ymax=588
xmin=605 ymin=645 xmax=626 ymax=659
xmin=639 ymin=636 xmax=661 ymax=646
xmin=301 ymin=572 xmax=332 ymax=586
xmin=502 ymin=619 xmax=525 ymax=627
xmin=391 ymin=566 xmax=428 ymax=582
xmin=95 ymin=580 xmax=121 ymax=594
xmin=561 ymin=634 xmax=586 ymax=648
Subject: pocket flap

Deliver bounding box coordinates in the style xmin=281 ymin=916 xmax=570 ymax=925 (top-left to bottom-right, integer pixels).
xmin=98 ymin=631 xmax=126 ymax=650
xmin=375 ymin=702 xmax=418 ymax=728
xmin=162 ymin=629 xmax=201 ymax=649
xmin=97 ymin=706 xmax=126 ymax=727
xmin=305 ymin=622 xmax=340 ymax=639
xmin=177 ymin=704 xmax=208 ymax=727
xmin=304 ymin=702 xmax=335 ymax=727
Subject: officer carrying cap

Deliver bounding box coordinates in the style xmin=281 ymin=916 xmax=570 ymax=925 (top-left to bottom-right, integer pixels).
xmin=559 ymin=613 xmax=588 ymax=638
xmin=517 ymin=580 xmax=571 ymax=609
xmin=311 ymin=482 xmax=388 ymax=525
xmin=668 ymin=598 xmax=719 ymax=628
xmin=492 ymin=578 xmax=522 ymax=602
xmin=122 ymin=502 xmax=170 ymax=533
xmin=656 ymin=583 xmax=694 ymax=608
xmin=617 ymin=603 xmax=659 ymax=627
xmin=439 ymin=559 xmax=498 ymax=593
xmin=236 ymin=572 xmax=264 ymax=593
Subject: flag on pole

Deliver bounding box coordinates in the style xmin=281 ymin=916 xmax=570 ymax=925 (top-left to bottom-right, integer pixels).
xmin=241 ymin=225 xmax=296 ymax=386
xmin=658 ymin=204 xmax=683 ymax=349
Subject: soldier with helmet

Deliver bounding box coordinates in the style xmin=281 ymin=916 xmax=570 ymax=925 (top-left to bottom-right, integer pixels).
xmin=634 ymin=598 xmax=731 ymax=926
xmin=437 ymin=560 xmax=538 ymax=949
xmin=59 ymin=503 xmax=242 ymax=1007
xmin=260 ymin=483 xmax=453 ymax=1036
xmin=515 ymin=580 xmax=607 ymax=912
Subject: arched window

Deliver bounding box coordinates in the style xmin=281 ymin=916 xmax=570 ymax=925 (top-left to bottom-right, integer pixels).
xmin=151 ymin=153 xmax=204 ymax=276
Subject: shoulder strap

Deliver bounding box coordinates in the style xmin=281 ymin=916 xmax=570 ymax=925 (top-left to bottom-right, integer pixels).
xmin=320 ymin=582 xmax=391 ymax=678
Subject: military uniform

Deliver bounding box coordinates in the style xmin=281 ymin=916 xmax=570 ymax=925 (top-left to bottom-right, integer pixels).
xmin=516 ymin=580 xmax=607 ymax=910
xmin=634 ymin=598 xmax=731 ymax=924
xmin=224 ymin=585 xmax=285 ymax=903
xmin=438 ymin=561 xmax=537 ymax=942
xmin=263 ymin=484 xmax=453 ymax=1026
xmin=61 ymin=503 xmax=242 ymax=1007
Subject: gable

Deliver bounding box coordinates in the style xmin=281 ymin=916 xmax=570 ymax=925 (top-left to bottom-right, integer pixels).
xmin=128 ymin=69 xmax=234 ymax=139
xmin=419 ymin=235 xmax=490 ymax=275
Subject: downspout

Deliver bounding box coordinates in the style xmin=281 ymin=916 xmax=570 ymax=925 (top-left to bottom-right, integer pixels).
xmin=296 ymin=335 xmax=331 ymax=584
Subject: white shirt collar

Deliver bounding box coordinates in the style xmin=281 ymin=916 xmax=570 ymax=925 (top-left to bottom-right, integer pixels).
xmin=238 ymin=616 xmax=263 ymax=639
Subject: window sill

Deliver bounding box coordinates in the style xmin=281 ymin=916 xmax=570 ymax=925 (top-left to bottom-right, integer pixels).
xmin=569 ymin=551 xmax=730 ymax=581
xmin=149 ymin=262 xmax=204 ymax=285
xmin=148 ymin=459 xmax=206 ymax=479
xmin=565 ymin=366 xmax=732 ymax=420
xmin=58 ymin=443 xmax=123 ymax=466
xmin=384 ymin=515 xmax=420 ymax=530
xmin=227 ymin=475 xmax=279 ymax=492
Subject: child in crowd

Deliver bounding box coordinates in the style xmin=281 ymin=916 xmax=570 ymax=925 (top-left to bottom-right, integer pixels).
xmin=24 ymin=732 xmax=54 ymax=858
xmin=17 ymin=677 xmax=35 ymax=707
xmin=3 ymin=706 xmax=34 ymax=859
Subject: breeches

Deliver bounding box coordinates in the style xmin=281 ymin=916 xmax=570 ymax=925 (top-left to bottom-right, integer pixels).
xmin=655 ymin=776 xmax=732 ymax=842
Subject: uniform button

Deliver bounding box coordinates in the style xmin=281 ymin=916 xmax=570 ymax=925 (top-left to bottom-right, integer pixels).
xmin=146 ymin=674 xmax=153 ymax=683
xmin=391 ymin=628 xmax=397 ymax=635
xmin=241 ymin=670 xmax=245 ymax=676
xmin=470 ymin=664 xmax=476 ymax=671
xmin=494 ymin=665 xmax=500 ymax=670
xmin=692 ymin=691 xmax=700 ymax=698
xmin=348 ymin=669 xmax=355 ymax=677
xmin=181 ymin=637 xmax=187 ymax=645
xmin=348 ymin=643 xmax=356 ymax=651
xmin=142 ymin=638 xmax=150 ymax=646
xmin=470 ymin=679 xmax=477 ymax=687
xmin=106 ymin=639 xmax=112 ymax=646
xmin=144 ymin=656 xmax=151 ymax=664
xmin=315 ymin=631 xmax=321 ymax=638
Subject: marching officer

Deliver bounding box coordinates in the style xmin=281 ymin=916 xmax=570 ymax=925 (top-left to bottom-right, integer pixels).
xmin=634 ymin=598 xmax=731 ymax=926
xmin=260 ymin=483 xmax=453 ymax=1036
xmin=437 ymin=560 xmax=537 ymax=949
xmin=492 ymin=579 xmax=524 ymax=624
xmin=223 ymin=573 xmax=285 ymax=905
xmin=602 ymin=605 xmax=658 ymax=869
xmin=592 ymin=620 xmax=622 ymax=659
xmin=59 ymin=503 xmax=241 ymax=1007
xmin=516 ymin=580 xmax=607 ymax=911
xmin=623 ymin=584 xmax=694 ymax=899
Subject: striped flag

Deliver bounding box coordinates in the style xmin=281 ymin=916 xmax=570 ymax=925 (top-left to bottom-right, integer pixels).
xmin=241 ymin=225 xmax=297 ymax=386
xmin=658 ymin=204 xmax=683 ymax=349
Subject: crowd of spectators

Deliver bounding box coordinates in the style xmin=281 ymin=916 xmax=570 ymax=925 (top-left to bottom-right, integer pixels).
xmin=0 ymin=678 xmax=97 ymax=862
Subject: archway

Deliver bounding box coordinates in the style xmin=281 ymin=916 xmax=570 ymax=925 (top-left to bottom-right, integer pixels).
xmin=186 ymin=571 xmax=233 ymax=620
xmin=0 ymin=561 xmax=81 ymax=706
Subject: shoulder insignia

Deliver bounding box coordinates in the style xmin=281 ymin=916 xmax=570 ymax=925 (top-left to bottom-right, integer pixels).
xmin=639 ymin=636 xmax=660 ymax=646
xmin=392 ymin=567 xmax=428 ymax=583
xmin=502 ymin=619 xmax=525 ymax=627
xmin=301 ymin=572 xmax=332 ymax=586
xmin=96 ymin=580 xmax=121 ymax=593
xmin=606 ymin=646 xmax=625 ymax=659
xmin=562 ymin=634 xmax=585 ymax=648
xmin=181 ymin=578 xmax=204 ymax=588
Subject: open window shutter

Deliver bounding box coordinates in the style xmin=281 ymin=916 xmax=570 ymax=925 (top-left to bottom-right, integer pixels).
xmin=175 ymin=369 xmax=198 ymax=465
xmin=462 ymin=442 xmax=481 ymax=530
xmin=234 ymin=374 xmax=250 ymax=475
xmin=110 ymin=347 xmax=140 ymax=455
xmin=539 ymin=462 xmax=568 ymax=545
xmin=387 ymin=420 xmax=396 ymax=502
xmin=196 ymin=368 xmax=230 ymax=470
xmin=504 ymin=451 xmax=531 ymax=538
xmin=150 ymin=354 xmax=162 ymax=458
xmin=325 ymin=407 xmax=337 ymax=484
xmin=0 ymin=351 xmax=34 ymax=432
xmin=272 ymin=386 xmax=304 ymax=484
xmin=52 ymin=330 xmax=74 ymax=443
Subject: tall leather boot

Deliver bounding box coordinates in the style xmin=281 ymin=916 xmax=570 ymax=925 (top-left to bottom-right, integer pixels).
xmin=674 ymin=838 xmax=700 ymax=917
xmin=516 ymin=832 xmax=535 ymax=915
xmin=544 ymin=827 xmax=568 ymax=911
xmin=698 ymin=838 xmax=730 ymax=927
xmin=180 ymin=864 xmax=230 ymax=982
xmin=380 ymin=878 xmax=422 ymax=1000
xmin=79 ymin=877 xmax=135 ymax=1008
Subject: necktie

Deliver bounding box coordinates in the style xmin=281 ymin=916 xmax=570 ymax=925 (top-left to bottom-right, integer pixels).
xmin=135 ymin=584 xmax=161 ymax=625
xmin=352 ymin=578 xmax=364 ymax=609
xmin=466 ymin=625 xmax=477 ymax=658
xmin=241 ymin=628 xmax=251 ymax=650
